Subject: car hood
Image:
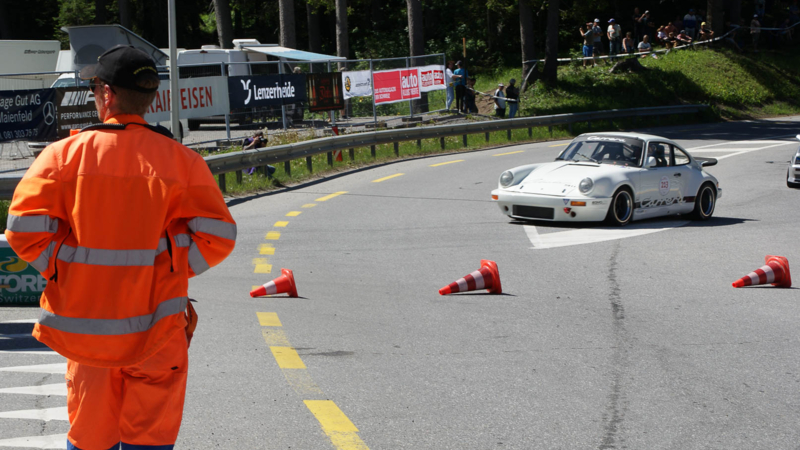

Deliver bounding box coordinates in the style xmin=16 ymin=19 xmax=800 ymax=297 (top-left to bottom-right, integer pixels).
xmin=515 ymin=161 xmax=603 ymax=196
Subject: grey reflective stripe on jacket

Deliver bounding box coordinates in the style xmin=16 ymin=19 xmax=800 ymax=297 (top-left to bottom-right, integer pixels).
xmin=38 ymin=296 xmax=188 ymax=336
xmin=155 ymin=234 xmax=192 ymax=254
xmin=188 ymin=217 xmax=237 ymax=240
xmin=30 ymin=241 xmax=57 ymax=272
xmin=58 ymin=245 xmax=157 ymax=267
xmin=6 ymin=215 xmax=59 ymax=234
xmin=188 ymin=243 xmax=210 ymax=275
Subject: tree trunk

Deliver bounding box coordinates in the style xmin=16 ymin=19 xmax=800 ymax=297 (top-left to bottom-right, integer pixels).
xmin=335 ymin=0 xmax=350 ymax=116
xmin=95 ymin=0 xmax=107 ymax=24
xmin=118 ymin=0 xmax=132 ymax=29
xmin=519 ymin=0 xmax=536 ymax=86
xmin=407 ymin=0 xmax=427 ymax=113
xmin=306 ymin=2 xmax=321 ymax=52
xmin=0 ymin=1 xmax=10 ymax=39
xmin=214 ymin=0 xmax=234 ymax=49
xmin=707 ymin=0 xmax=725 ymax=34
xmin=279 ymin=0 xmax=296 ymax=48
xmin=542 ymin=0 xmax=559 ymax=84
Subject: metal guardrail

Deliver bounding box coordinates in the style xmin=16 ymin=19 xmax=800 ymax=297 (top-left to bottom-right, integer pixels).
xmin=0 ymin=104 xmax=707 ymax=199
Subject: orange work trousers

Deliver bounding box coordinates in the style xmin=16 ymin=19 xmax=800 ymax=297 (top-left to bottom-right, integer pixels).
xmin=65 ymin=330 xmax=188 ymax=450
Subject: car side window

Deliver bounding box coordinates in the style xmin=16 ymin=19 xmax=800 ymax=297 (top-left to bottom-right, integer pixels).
xmin=673 ymin=147 xmax=690 ymax=166
xmin=647 ymin=142 xmax=671 ymax=168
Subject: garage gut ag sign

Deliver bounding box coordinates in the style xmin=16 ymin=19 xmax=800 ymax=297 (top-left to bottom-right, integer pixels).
xmin=0 ymin=236 xmax=46 ymax=305
xmin=0 ymin=89 xmax=57 ymax=143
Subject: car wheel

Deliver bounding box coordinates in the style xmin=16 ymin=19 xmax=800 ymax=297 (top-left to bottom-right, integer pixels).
xmin=788 ymin=167 xmax=800 ymax=188
xmin=605 ymin=188 xmax=634 ymax=226
xmin=691 ymin=183 xmax=716 ymax=220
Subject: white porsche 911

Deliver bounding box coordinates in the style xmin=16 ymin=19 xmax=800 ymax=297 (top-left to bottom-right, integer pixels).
xmin=491 ymin=132 xmax=722 ymax=226
xmin=787 ymin=135 xmax=800 ymax=189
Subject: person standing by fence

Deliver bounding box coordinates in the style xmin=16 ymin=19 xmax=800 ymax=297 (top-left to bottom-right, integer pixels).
xmin=5 ymin=45 xmax=237 ymax=450
xmin=607 ymin=18 xmax=622 ymax=59
xmin=445 ymin=61 xmax=455 ymax=111
xmin=493 ymin=83 xmax=506 ymax=118
xmin=506 ymin=79 xmax=519 ymax=118
xmin=453 ymin=61 xmax=468 ymax=113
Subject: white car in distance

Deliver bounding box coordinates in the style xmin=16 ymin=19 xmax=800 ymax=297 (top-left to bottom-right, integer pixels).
xmin=788 ymin=135 xmax=800 ymax=189
xmin=491 ymin=132 xmax=722 ymax=226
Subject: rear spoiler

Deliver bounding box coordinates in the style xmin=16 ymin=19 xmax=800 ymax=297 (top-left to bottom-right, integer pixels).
xmin=694 ymin=157 xmax=717 ymax=167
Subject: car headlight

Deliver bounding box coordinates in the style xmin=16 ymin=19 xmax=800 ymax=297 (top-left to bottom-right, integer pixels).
xmin=500 ymin=171 xmax=515 ymax=187
xmin=795 ymin=155 xmax=800 ymax=165
xmin=578 ymin=177 xmax=594 ymax=194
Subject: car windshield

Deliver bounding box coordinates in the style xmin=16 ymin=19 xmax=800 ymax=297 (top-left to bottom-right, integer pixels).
xmin=557 ymin=135 xmax=645 ymax=167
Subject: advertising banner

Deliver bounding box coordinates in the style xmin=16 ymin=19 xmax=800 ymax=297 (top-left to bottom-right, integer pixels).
xmin=342 ymin=70 xmax=373 ymax=99
xmin=0 ymin=236 xmax=46 ymax=305
xmin=418 ymin=65 xmax=446 ymax=92
xmin=55 ymin=87 xmax=101 ymax=138
xmin=228 ymin=74 xmax=307 ymax=109
xmin=306 ymin=73 xmax=344 ymax=112
xmin=372 ymin=69 xmax=420 ymax=105
xmin=0 ymin=89 xmax=57 ymax=143
xmin=145 ymin=76 xmax=231 ymax=123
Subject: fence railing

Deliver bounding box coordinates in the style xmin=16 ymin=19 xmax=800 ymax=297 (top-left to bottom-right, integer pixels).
xmin=0 ymin=104 xmax=707 ymax=199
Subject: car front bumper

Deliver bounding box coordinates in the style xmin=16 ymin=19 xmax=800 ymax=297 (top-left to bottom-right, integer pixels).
xmin=491 ymin=189 xmax=611 ymax=222
xmin=789 ymin=164 xmax=800 ymax=183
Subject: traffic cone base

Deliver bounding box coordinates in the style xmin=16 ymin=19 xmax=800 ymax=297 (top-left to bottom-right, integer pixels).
xmin=732 ymin=255 xmax=791 ymax=288
xmin=250 ymin=268 xmax=298 ymax=297
xmin=439 ymin=260 xmax=502 ymax=295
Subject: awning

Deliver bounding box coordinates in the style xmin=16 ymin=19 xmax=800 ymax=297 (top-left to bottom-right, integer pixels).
xmin=241 ymin=46 xmax=345 ymax=62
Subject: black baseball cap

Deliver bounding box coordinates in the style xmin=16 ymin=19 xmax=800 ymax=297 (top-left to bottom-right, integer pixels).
xmin=80 ymin=45 xmax=160 ymax=93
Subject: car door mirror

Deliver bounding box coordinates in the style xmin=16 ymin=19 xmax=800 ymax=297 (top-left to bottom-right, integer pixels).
xmin=645 ymin=156 xmax=656 ymax=168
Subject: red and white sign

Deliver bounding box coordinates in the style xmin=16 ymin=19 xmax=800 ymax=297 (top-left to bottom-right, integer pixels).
xmin=418 ymin=65 xmax=446 ymax=92
xmin=144 ymin=76 xmax=230 ymax=123
xmin=372 ymin=69 xmax=421 ymax=105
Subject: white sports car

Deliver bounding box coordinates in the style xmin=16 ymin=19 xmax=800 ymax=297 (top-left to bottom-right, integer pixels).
xmin=787 ymin=135 xmax=800 ymax=189
xmin=491 ymin=132 xmax=722 ymax=226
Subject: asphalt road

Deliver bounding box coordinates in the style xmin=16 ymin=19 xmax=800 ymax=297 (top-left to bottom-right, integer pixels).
xmin=1 ymin=117 xmax=799 ymax=449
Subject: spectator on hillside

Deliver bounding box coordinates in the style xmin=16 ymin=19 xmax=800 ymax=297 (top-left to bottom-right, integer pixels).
xmin=698 ymin=22 xmax=715 ymax=41
xmin=684 ymin=9 xmax=699 ymax=38
xmin=633 ymin=7 xmax=645 ymax=42
xmin=453 ymin=61 xmax=468 ymax=113
xmin=725 ymin=21 xmax=745 ymax=51
xmin=243 ymin=130 xmax=267 ymax=150
xmin=445 ymin=61 xmax=455 ymax=111
xmin=580 ymin=23 xmax=596 ymax=67
xmin=673 ymin=15 xmax=684 ymax=32
xmin=656 ymin=26 xmax=668 ymax=43
xmin=664 ymin=21 xmax=678 ymax=36
xmin=779 ymin=18 xmax=793 ymax=42
xmin=506 ymin=79 xmax=520 ymax=118
xmin=642 ymin=11 xmax=655 ymax=41
xmin=493 ymin=83 xmax=506 ymax=118
xmin=623 ymin=31 xmax=636 ymax=54
xmin=592 ymin=19 xmax=605 ymax=57
xmin=676 ymin=29 xmax=694 ymax=45
xmin=607 ymin=18 xmax=622 ymax=59
xmin=465 ymin=78 xmax=478 ymax=114
xmin=664 ymin=32 xmax=678 ymax=49
xmin=637 ymin=34 xmax=652 ymax=56
xmin=751 ymin=14 xmax=761 ymax=51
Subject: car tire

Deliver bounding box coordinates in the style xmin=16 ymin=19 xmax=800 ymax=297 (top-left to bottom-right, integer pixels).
xmin=605 ymin=188 xmax=634 ymax=226
xmin=787 ymin=168 xmax=800 ymax=188
xmin=691 ymin=183 xmax=716 ymax=220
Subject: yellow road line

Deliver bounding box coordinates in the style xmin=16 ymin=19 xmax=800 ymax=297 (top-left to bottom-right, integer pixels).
xmin=270 ymin=346 xmax=306 ymax=369
xmin=259 ymin=244 xmax=275 ymax=255
xmin=252 ymin=258 xmax=272 ymax=274
xmin=265 ymin=231 xmax=281 ymax=240
xmin=429 ymin=160 xmax=463 ymax=167
xmin=548 ymin=143 xmax=569 ymax=147
xmin=302 ymin=204 xmax=317 ymax=208
xmin=316 ymin=191 xmax=348 ymax=202
xmin=262 ymin=329 xmax=291 ymax=346
xmin=305 ymin=400 xmax=369 ymax=450
xmin=493 ymin=150 xmax=524 ymax=156
xmin=257 ymin=312 xmax=282 ymax=327
xmin=274 ymin=221 xmax=289 ymax=227
xmin=286 ymin=211 xmax=302 ymax=217
xmin=284 ymin=370 xmax=324 ymax=397
xmin=372 ymin=173 xmax=404 ymax=183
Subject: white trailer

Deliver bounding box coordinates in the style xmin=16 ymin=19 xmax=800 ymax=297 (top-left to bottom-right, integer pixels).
xmin=0 ymin=40 xmax=61 ymax=90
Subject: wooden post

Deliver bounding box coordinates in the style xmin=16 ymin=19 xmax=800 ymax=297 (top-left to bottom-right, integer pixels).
xmin=548 ymin=126 xmax=552 ymax=136
xmin=327 ymin=152 xmax=333 ymax=167
xmin=462 ymin=134 xmax=467 ymax=146
xmin=371 ymin=145 xmax=376 ymax=158
xmin=440 ymin=137 xmax=445 ymax=150
xmin=393 ymin=142 xmax=399 ymax=156
xmin=306 ymin=156 xmax=312 ymax=173
xmin=416 ymin=139 xmax=422 ymax=148
xmin=236 ymin=170 xmax=242 ymax=184
xmin=507 ymin=129 xmax=511 ymax=140
xmin=485 ymin=132 xmax=490 ymax=142
xmin=284 ymin=160 xmax=291 ymax=176
xmin=218 ymin=173 xmax=226 ymax=193
xmin=530 ymin=127 xmax=534 ymax=137
xmin=349 ymin=148 xmax=355 ymax=160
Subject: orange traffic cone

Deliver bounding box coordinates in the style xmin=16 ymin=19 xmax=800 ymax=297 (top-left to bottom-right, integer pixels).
xmin=439 ymin=260 xmax=502 ymax=295
xmin=250 ymin=268 xmax=299 ymax=297
xmin=732 ymin=255 xmax=792 ymax=288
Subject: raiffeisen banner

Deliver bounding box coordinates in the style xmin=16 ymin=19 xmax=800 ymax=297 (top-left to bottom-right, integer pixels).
xmin=342 ymin=70 xmax=373 ymax=99
xmin=418 ymin=65 xmax=446 ymax=92
xmin=227 ymin=74 xmax=307 ymax=109
xmin=146 ymin=76 xmax=231 ymax=123
xmin=372 ymin=68 xmax=420 ymax=105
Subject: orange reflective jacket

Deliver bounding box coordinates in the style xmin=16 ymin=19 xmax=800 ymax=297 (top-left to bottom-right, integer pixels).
xmin=5 ymin=114 xmax=236 ymax=367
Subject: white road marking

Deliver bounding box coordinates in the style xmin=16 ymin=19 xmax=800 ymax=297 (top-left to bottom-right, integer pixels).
xmin=0 ymin=407 xmax=68 ymax=422
xmin=0 ymin=334 xmax=36 ymax=339
xmin=687 ymin=139 xmax=791 ymax=150
xmin=715 ymin=142 xmax=794 ymax=160
xmin=525 ymin=220 xmax=690 ymax=249
xmin=0 ymin=384 xmax=67 ymax=396
xmin=0 ymin=363 xmax=66 ymax=374
xmin=0 ymin=349 xmax=58 ymax=355
xmin=0 ymin=433 xmax=67 ymax=448
xmin=0 ymin=319 xmax=38 ymax=324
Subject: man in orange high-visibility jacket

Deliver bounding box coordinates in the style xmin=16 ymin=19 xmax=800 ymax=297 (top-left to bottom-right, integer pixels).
xmin=5 ymin=45 xmax=236 ymax=450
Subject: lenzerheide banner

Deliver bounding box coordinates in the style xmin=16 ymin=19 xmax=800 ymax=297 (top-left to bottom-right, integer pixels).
xmin=342 ymin=70 xmax=373 ymax=99
xmin=228 ymin=74 xmax=307 ymax=109
xmin=0 ymin=89 xmax=57 ymax=142
xmin=372 ymin=69 xmax=421 ymax=105
xmin=306 ymin=73 xmax=344 ymax=112
xmin=418 ymin=65 xmax=446 ymax=92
